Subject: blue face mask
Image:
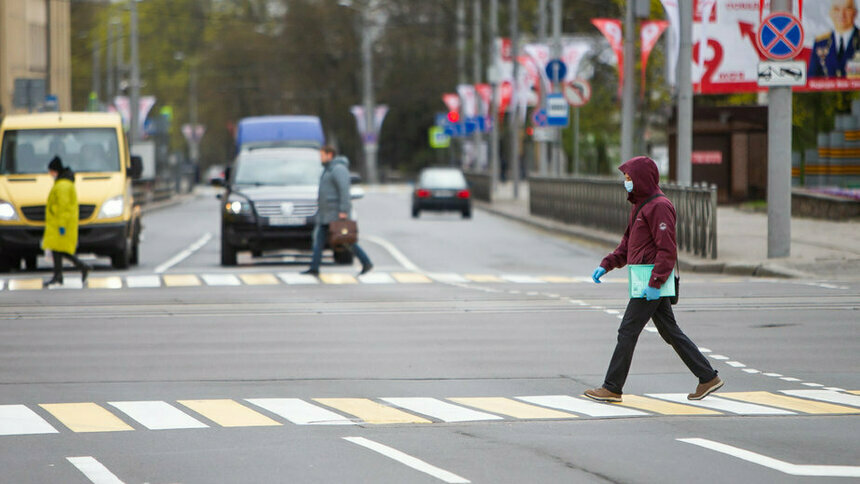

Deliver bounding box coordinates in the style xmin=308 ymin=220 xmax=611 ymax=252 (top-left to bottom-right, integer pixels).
xmin=624 ymin=180 xmax=634 ymax=193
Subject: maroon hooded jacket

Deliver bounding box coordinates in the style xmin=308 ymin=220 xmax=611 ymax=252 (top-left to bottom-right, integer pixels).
xmin=599 ymin=156 xmax=677 ymax=289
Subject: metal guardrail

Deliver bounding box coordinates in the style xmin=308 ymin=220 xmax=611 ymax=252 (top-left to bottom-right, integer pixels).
xmin=529 ymin=176 xmax=718 ymax=259
xmin=464 ymin=172 xmax=492 ymax=202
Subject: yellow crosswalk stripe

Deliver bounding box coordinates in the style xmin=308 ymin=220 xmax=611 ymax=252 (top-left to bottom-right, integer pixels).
xmin=390 ymin=272 xmax=432 ymax=283
xmin=615 ymin=395 xmax=721 ymax=415
xmin=40 ymin=403 xmax=134 ymax=433
xmin=177 ymin=399 xmax=281 ymax=427
xmin=539 ymin=276 xmax=579 ymax=283
xmin=8 ymin=279 xmax=43 ymax=291
xmin=319 ymin=274 xmax=357 ymax=285
xmin=464 ymin=274 xmax=504 ymax=283
xmin=239 ymin=273 xmax=279 ymax=285
xmin=449 ymin=397 xmax=578 ymax=419
xmin=720 ymin=392 xmax=860 ymax=414
xmin=162 ymin=275 xmax=201 ymax=287
xmin=314 ymin=398 xmax=431 ymax=424
xmin=86 ymin=277 xmax=123 ymax=289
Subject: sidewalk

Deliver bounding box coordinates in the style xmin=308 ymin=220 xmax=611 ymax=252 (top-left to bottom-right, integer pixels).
xmin=477 ymin=183 xmax=860 ymax=281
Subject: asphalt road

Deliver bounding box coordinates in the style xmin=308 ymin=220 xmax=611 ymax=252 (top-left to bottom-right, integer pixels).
xmin=1 ymin=186 xmax=858 ymax=484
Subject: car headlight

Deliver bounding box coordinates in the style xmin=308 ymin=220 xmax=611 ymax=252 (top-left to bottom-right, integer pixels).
xmin=225 ymin=197 xmax=250 ymax=215
xmin=98 ymin=195 xmax=124 ymax=219
xmin=0 ymin=201 xmax=18 ymax=221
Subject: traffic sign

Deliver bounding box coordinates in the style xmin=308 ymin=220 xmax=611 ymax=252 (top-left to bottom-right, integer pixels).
xmin=545 ymin=93 xmax=569 ymax=127
xmin=531 ymin=109 xmax=548 ymax=127
xmin=756 ymin=13 xmax=804 ymax=61
xmin=545 ymin=59 xmax=567 ymax=84
xmin=428 ymin=126 xmax=451 ymax=149
xmin=757 ymin=61 xmax=806 ymax=87
xmin=562 ymin=79 xmax=591 ymax=107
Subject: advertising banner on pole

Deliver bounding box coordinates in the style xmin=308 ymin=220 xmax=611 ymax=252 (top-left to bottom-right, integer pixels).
xmin=680 ymin=0 xmax=859 ymax=93
xmin=591 ymin=19 xmax=624 ymax=94
xmin=641 ymin=20 xmax=670 ymax=97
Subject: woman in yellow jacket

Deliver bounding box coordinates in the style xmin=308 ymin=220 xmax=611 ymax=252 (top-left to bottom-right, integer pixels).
xmin=43 ymin=157 xmax=90 ymax=287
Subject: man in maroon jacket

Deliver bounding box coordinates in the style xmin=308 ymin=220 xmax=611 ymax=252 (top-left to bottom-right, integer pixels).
xmin=584 ymin=156 xmax=723 ymax=403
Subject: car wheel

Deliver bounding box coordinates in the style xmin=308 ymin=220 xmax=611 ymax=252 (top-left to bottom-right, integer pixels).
xmin=24 ymin=255 xmax=38 ymax=270
xmin=111 ymin=234 xmax=132 ymax=269
xmin=0 ymin=255 xmax=16 ymax=272
xmin=221 ymin=233 xmax=237 ymax=266
xmin=462 ymin=209 xmax=471 ymax=219
xmin=411 ymin=208 xmax=419 ymax=218
xmin=333 ymin=249 xmax=354 ymax=265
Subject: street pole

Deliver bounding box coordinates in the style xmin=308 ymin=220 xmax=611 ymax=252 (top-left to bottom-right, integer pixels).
xmin=473 ymin=0 xmax=484 ymax=171
xmin=536 ymin=0 xmax=548 ymax=176
xmin=456 ymin=0 xmax=466 ymax=168
xmin=91 ymin=36 xmax=100 ymax=103
xmin=360 ymin=5 xmax=378 ymax=184
xmin=129 ymin=0 xmax=140 ymax=147
xmin=489 ymin=0 xmax=499 ymax=198
xmin=573 ymin=106 xmax=580 ymax=174
xmin=509 ymin=0 xmax=520 ymax=198
xmin=676 ymin=0 xmax=693 ymax=185
xmin=768 ymin=0 xmax=792 ymax=258
xmin=620 ymin=0 xmax=635 ymax=162
xmin=189 ymin=63 xmax=199 ymax=166
xmin=106 ymin=20 xmax=115 ymax=106
xmin=551 ymin=0 xmax=562 ymax=176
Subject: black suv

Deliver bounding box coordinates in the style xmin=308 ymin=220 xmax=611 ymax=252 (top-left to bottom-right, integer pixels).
xmin=218 ymin=148 xmax=360 ymax=266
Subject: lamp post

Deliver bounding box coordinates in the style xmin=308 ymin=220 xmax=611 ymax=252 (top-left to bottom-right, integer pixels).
xmin=340 ymin=0 xmax=380 ymax=184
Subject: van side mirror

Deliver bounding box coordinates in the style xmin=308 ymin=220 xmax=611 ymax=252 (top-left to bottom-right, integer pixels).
xmin=129 ymin=155 xmax=143 ymax=180
xmin=223 ymin=166 xmax=232 ymax=184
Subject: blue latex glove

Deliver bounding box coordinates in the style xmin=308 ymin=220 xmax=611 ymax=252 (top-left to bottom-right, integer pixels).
xmin=591 ymin=266 xmax=606 ymax=284
xmin=642 ymin=286 xmax=661 ymax=301
xmin=59 ymin=226 xmax=66 ymax=236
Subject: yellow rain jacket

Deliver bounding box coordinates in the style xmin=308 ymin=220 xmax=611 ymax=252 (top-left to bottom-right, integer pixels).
xmin=42 ymin=171 xmax=79 ymax=254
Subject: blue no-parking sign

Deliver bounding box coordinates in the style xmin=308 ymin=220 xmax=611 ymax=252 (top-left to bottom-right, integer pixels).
xmin=756 ymin=13 xmax=804 ymax=61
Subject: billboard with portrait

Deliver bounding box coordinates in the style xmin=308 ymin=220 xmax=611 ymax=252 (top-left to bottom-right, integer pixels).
xmin=682 ymin=0 xmax=860 ymax=93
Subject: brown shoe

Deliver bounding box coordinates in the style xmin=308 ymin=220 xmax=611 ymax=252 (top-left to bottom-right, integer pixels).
xmin=688 ymin=377 xmax=724 ymax=400
xmin=584 ymin=387 xmax=622 ymax=403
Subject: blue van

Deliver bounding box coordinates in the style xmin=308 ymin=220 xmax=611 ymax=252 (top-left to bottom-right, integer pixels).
xmin=235 ymin=115 xmax=324 ymax=153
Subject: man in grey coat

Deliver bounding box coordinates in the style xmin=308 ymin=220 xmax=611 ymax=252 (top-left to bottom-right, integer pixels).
xmin=302 ymin=146 xmax=373 ymax=276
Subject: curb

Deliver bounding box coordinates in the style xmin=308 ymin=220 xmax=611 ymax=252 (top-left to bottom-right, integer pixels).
xmin=475 ymin=201 xmax=804 ymax=279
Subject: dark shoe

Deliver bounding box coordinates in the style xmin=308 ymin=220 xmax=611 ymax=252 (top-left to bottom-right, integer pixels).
xmin=300 ymin=269 xmax=319 ymax=277
xmin=584 ymin=387 xmax=622 ymax=403
xmin=359 ymin=263 xmax=373 ymax=276
xmin=81 ymin=265 xmax=91 ymax=284
xmin=688 ymin=377 xmax=724 ymax=400
xmin=43 ymin=277 xmax=63 ymax=288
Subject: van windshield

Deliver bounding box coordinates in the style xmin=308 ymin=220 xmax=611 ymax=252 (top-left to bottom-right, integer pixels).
xmin=233 ymin=151 xmax=323 ymax=186
xmin=0 ymin=128 xmax=121 ymax=174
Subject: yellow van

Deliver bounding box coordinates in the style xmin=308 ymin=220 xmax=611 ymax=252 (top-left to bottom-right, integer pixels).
xmin=0 ymin=112 xmax=142 ymax=271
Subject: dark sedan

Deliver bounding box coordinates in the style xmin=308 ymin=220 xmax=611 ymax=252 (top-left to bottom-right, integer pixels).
xmin=411 ymin=167 xmax=471 ymax=218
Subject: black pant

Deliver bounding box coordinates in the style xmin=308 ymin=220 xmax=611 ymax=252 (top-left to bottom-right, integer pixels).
xmin=602 ymin=297 xmax=717 ymax=394
xmin=51 ymin=251 xmax=87 ymax=280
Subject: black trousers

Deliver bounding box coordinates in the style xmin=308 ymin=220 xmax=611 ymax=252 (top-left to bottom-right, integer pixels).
xmin=602 ymin=297 xmax=717 ymax=394
xmin=51 ymin=251 xmax=87 ymax=280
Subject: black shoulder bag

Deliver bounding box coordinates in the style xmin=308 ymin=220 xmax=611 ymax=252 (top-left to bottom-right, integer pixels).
xmin=632 ymin=194 xmax=680 ymax=305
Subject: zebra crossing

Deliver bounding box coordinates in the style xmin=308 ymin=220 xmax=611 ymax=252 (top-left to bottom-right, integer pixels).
xmin=0 ymin=272 xmax=640 ymax=291
xmin=2 ymin=389 xmax=858 ymax=437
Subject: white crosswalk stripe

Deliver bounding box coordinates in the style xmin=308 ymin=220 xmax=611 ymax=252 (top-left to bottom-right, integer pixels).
xmin=516 ymin=395 xmax=648 ymax=417
xmin=277 ymin=273 xmax=320 ymax=285
xmin=781 ymin=390 xmax=860 ymax=408
xmin=125 ymin=275 xmax=161 ymax=288
xmin=0 ymin=405 xmax=58 ymax=435
xmin=200 ymin=274 xmax=242 ymax=286
xmin=426 ymin=273 xmax=469 ymax=283
xmin=246 ymin=398 xmax=355 ymax=425
xmin=500 ymin=275 xmax=545 ymax=284
xmin=357 ymin=272 xmax=397 ymax=284
xmin=381 ymin=397 xmax=504 ymax=422
xmin=647 ymin=394 xmax=795 ymax=415
xmin=108 ymin=401 xmax=209 ymax=430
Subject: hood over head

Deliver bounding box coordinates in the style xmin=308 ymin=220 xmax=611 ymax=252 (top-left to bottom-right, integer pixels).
xmin=330 ymin=155 xmax=350 ymax=169
xmin=618 ymin=156 xmax=660 ymax=203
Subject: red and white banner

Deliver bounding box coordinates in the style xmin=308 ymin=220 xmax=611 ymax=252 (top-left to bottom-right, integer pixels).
xmin=442 ymin=93 xmax=460 ymax=114
xmin=660 ymin=0 xmax=680 ymax=86
xmin=113 ymin=95 xmax=156 ymax=138
xmin=475 ymin=83 xmax=492 ymax=117
xmin=641 ymin=20 xmax=670 ymax=97
xmin=457 ymin=84 xmax=478 ymax=118
xmin=591 ymin=19 xmax=625 ymax=94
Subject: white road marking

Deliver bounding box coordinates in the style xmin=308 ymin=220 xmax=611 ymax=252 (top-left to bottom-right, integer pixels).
xmin=802 ymin=382 xmax=825 ymax=387
xmin=648 ymin=394 xmax=794 ymax=415
xmin=698 ymin=347 xmax=712 ymax=353
xmin=381 ymin=398 xmax=503 ymax=423
xmin=200 ymin=274 xmax=241 ymax=286
xmin=781 ymin=390 xmax=860 ymax=407
xmin=277 ymin=273 xmax=320 ymax=285
xmin=343 ymin=437 xmax=470 ymax=483
xmin=678 ymin=438 xmax=860 ymax=477
xmin=742 ymin=369 xmax=761 ymax=374
xmin=763 ymin=372 xmax=783 ymax=377
xmin=246 ymin=398 xmax=355 ymax=425
xmin=516 ymin=395 xmax=647 ymax=417
xmin=66 ymin=456 xmax=125 ymax=484
xmin=154 ymin=232 xmax=212 ymax=274
xmin=501 ymin=275 xmax=544 ymax=284
xmin=726 ymin=361 xmax=746 ymax=368
xmin=125 ymin=275 xmax=161 ymax=288
xmin=824 ymin=387 xmax=847 ymax=392
xmin=0 ymin=405 xmax=58 ymax=435
xmin=426 ymin=273 xmax=469 ymax=283
xmin=363 ymin=235 xmax=422 ymax=272
xmin=52 ymin=278 xmax=83 ymax=289
xmin=108 ymin=401 xmax=208 ymax=430
xmin=358 ymin=272 xmax=397 ymax=284
xmin=709 ymin=354 xmax=729 ymax=360
xmin=780 ymin=377 xmax=801 ymax=382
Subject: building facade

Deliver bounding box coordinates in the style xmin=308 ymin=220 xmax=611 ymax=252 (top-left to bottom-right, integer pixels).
xmin=0 ymin=0 xmax=71 ymax=116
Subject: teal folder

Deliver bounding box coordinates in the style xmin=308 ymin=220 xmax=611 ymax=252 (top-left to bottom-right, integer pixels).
xmin=628 ymin=264 xmax=676 ymax=299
